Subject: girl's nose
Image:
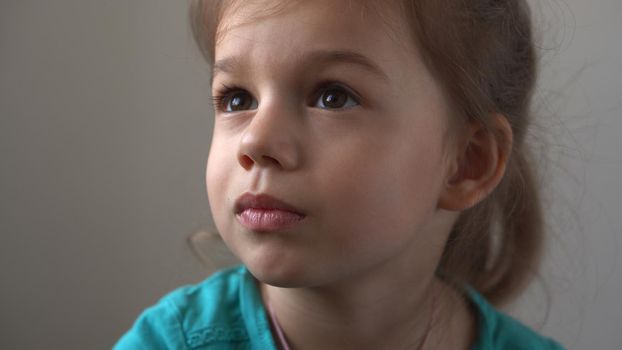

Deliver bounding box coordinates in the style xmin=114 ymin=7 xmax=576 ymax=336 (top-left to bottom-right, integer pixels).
xmin=237 ymin=107 xmax=302 ymax=171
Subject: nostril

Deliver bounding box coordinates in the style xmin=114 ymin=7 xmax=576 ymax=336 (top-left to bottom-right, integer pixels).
xmin=262 ymin=155 xmax=281 ymax=167
xmin=238 ymin=153 xmax=282 ymax=170
xmin=239 ymin=154 xmax=254 ymax=170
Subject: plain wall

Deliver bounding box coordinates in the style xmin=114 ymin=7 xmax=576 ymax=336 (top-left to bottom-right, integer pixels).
xmin=1 ymin=0 xmax=620 ymax=349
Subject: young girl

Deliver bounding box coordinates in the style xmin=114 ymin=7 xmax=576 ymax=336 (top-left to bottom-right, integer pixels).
xmin=115 ymin=0 xmax=565 ymax=348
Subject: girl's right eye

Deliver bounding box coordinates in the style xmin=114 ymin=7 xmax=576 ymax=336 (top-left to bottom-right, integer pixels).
xmin=212 ymin=88 xmax=258 ymax=113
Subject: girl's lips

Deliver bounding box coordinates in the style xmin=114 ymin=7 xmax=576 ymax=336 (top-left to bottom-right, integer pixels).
xmin=236 ymin=208 xmax=305 ymax=232
xmin=234 ymin=192 xmax=305 ymax=215
xmin=234 ymin=192 xmax=306 ymax=232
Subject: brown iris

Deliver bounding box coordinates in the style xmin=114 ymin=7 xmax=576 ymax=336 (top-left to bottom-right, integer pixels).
xmin=228 ymin=92 xmax=253 ymax=111
xmin=321 ymin=88 xmax=349 ymax=109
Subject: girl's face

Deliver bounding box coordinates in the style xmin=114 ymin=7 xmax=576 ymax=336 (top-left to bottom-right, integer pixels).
xmin=207 ymin=0 xmax=458 ymax=287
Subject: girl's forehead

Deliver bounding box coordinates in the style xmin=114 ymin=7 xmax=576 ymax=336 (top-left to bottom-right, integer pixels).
xmin=219 ymin=0 xmax=383 ymax=27
xmin=217 ymin=0 xmax=407 ymax=46
xmin=214 ymin=0 xmax=415 ymax=66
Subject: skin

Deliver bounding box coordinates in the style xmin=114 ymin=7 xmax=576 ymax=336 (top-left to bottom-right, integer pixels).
xmin=206 ymin=1 xmax=512 ymax=348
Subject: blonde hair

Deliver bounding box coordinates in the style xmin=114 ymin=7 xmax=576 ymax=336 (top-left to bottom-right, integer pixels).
xmin=189 ymin=0 xmax=544 ymax=307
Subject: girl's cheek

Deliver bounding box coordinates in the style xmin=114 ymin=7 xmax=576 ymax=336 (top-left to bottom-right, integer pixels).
xmin=206 ymin=139 xmax=232 ymax=200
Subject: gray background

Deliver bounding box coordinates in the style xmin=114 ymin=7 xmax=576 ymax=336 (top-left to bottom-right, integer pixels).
xmin=1 ymin=0 xmax=620 ymax=349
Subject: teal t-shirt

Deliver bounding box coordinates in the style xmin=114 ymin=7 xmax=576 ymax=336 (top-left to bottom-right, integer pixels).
xmin=114 ymin=265 xmax=564 ymax=349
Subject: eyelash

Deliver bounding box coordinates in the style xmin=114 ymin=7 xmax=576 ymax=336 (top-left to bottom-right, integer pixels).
xmin=210 ymin=82 xmax=361 ymax=113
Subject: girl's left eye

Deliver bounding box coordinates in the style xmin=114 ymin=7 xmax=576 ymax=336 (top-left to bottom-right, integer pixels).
xmin=314 ymin=86 xmax=359 ymax=110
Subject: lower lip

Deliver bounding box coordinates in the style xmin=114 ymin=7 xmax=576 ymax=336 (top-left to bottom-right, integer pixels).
xmin=236 ymin=208 xmax=305 ymax=232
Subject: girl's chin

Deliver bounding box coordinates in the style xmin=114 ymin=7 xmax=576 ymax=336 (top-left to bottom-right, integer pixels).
xmin=242 ymin=255 xmax=330 ymax=289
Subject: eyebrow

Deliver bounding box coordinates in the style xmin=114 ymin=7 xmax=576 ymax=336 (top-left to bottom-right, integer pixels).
xmin=210 ymin=49 xmax=389 ymax=86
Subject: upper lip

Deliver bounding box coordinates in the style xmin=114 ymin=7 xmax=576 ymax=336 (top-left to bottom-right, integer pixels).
xmin=234 ymin=193 xmax=305 ymax=215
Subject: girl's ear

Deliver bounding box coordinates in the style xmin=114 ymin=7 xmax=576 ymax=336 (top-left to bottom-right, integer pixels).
xmin=439 ymin=114 xmax=513 ymax=211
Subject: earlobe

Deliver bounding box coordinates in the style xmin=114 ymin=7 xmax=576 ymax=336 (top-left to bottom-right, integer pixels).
xmin=439 ymin=114 xmax=513 ymax=211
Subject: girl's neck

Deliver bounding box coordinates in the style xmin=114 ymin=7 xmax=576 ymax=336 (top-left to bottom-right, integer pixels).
xmin=259 ymin=271 xmax=475 ymax=350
